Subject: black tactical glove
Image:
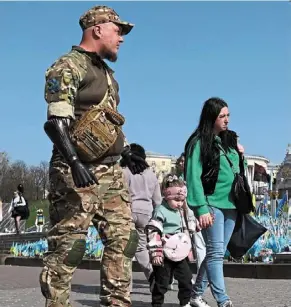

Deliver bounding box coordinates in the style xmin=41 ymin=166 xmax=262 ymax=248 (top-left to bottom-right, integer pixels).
xmin=44 ymin=117 xmax=98 ymax=188
xmin=121 ymin=146 xmax=149 ymax=175
xmin=69 ymin=158 xmax=98 ymax=188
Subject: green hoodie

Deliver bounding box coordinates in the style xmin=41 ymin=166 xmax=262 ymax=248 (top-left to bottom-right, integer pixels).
xmin=186 ymin=136 xmax=244 ymax=217
xmin=152 ymin=200 xmax=183 ymax=234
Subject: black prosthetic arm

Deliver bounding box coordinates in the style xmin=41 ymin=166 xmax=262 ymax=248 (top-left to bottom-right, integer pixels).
xmin=44 ymin=117 xmax=98 ymax=188
xmin=44 ymin=117 xmax=77 ymax=165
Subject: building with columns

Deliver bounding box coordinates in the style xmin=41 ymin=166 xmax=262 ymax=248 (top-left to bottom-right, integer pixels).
xmin=276 ymin=144 xmax=291 ymax=198
xmin=244 ymin=154 xmax=270 ymax=195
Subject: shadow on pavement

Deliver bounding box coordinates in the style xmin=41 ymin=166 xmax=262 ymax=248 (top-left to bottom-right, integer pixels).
xmin=71 ymin=284 xmax=100 ymax=294
xmin=72 ymin=281 xmax=151 ymax=294
xmin=72 ymin=283 xmax=151 ymax=296
xmin=130 ymin=291 xmax=151 ymax=296
xmin=74 ymin=300 xmax=96 ymax=307
xmin=76 ymin=299 xmax=177 ymax=307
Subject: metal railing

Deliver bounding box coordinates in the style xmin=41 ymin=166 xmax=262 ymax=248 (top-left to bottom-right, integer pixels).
xmin=0 ymin=203 xmax=26 ymax=233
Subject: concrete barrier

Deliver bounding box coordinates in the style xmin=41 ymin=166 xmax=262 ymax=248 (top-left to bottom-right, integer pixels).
xmin=1 ymin=255 xmax=291 ymax=279
xmin=1 ymin=233 xmax=291 ymax=279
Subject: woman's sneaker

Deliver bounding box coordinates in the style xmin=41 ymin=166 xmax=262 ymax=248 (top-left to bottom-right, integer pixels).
xmin=219 ymin=300 xmax=233 ymax=307
xmin=190 ymin=296 xmax=211 ymax=307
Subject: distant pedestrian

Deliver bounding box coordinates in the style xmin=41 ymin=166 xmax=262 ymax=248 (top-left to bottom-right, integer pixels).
xmin=122 ymin=143 xmax=162 ymax=289
xmin=8 ymin=184 xmax=28 ymax=234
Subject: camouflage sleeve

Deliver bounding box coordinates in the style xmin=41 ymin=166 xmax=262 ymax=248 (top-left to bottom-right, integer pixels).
xmin=44 ymin=57 xmax=85 ymax=120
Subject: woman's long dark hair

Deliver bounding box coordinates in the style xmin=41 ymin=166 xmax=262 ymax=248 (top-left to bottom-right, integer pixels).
xmin=219 ymin=130 xmax=238 ymax=153
xmin=184 ymin=97 xmax=228 ymax=167
xmin=17 ymin=184 xmax=24 ymax=194
xmin=16 ymin=184 xmax=24 ymax=202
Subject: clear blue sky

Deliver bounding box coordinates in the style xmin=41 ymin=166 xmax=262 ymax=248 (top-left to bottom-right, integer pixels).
xmin=0 ymin=1 xmax=290 ymax=165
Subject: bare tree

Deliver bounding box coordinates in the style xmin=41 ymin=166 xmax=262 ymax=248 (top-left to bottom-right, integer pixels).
xmin=6 ymin=160 xmax=28 ymax=201
xmin=0 ymin=152 xmax=10 ymax=190
xmin=0 ymin=157 xmax=49 ymax=202
xmin=39 ymin=161 xmax=49 ymax=199
xmin=29 ymin=166 xmax=43 ymax=200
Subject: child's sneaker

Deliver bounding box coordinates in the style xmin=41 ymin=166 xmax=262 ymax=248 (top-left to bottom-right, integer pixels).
xmin=190 ymin=296 xmax=211 ymax=307
xmin=181 ymin=303 xmax=191 ymax=307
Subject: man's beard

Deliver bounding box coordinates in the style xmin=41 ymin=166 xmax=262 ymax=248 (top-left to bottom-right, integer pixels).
xmin=100 ymin=46 xmax=118 ymax=62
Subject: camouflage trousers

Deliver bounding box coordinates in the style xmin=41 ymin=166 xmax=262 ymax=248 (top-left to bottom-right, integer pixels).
xmin=39 ymin=162 xmax=138 ymax=307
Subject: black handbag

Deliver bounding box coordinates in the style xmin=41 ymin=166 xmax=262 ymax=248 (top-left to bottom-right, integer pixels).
xmin=222 ymin=147 xmax=254 ymax=214
xmin=227 ymin=213 xmax=267 ymax=259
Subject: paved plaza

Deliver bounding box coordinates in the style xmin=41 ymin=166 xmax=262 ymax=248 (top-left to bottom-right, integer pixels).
xmin=0 ymin=266 xmax=289 ymax=307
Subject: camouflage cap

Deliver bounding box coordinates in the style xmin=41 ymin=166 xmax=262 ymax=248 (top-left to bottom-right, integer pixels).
xmin=79 ymin=5 xmax=134 ymax=35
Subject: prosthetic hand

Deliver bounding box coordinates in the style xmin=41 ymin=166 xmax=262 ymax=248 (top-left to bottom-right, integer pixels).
xmin=44 ymin=117 xmax=98 ymax=188
xmin=121 ymin=145 xmax=149 ymax=174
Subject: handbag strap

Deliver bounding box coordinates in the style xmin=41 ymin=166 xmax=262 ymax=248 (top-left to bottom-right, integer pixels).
xmin=179 ymin=207 xmax=188 ymax=232
xmin=237 ymin=152 xmax=245 ymax=176
xmin=239 ymin=213 xmax=246 ymax=239
xmin=217 ymin=144 xmax=235 ymax=173
xmin=217 ymin=144 xmax=244 ymax=176
xmin=178 ymin=207 xmax=186 ymax=232
xmin=179 ymin=206 xmax=197 ymax=257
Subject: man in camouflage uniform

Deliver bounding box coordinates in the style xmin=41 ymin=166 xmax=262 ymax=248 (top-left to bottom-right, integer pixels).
xmin=40 ymin=5 xmax=148 ymax=307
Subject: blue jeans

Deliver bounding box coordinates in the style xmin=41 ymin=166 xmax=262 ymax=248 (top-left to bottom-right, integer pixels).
xmin=192 ymin=207 xmax=237 ymax=306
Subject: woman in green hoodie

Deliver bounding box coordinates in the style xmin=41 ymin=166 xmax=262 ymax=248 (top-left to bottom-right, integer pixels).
xmin=184 ymin=97 xmax=245 ymax=307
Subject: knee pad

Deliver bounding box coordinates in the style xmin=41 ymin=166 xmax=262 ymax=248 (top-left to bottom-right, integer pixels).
xmin=63 ymin=239 xmax=86 ymax=267
xmin=123 ymin=229 xmax=139 ymax=258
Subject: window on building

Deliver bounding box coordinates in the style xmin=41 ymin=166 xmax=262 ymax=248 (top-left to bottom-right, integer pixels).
xmin=162 ymin=161 xmax=165 ymax=166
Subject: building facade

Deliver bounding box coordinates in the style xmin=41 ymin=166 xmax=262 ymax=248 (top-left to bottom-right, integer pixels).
xmin=244 ymin=154 xmax=270 ymax=195
xmin=146 ymin=151 xmax=177 ymax=183
xmin=276 ymin=144 xmax=291 ymax=198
